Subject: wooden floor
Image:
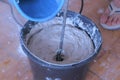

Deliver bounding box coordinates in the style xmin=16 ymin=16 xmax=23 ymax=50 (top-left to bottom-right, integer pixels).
xmin=0 ymin=0 xmax=120 ymax=80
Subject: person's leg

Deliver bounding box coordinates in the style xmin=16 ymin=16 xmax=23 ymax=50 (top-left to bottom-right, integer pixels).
xmin=100 ymin=0 xmax=120 ymax=30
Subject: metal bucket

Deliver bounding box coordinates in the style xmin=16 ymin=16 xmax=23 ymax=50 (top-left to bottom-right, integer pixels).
xmin=20 ymin=11 xmax=102 ymax=80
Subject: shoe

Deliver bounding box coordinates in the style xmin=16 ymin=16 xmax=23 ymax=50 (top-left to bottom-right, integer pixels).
xmin=100 ymin=1 xmax=120 ymax=30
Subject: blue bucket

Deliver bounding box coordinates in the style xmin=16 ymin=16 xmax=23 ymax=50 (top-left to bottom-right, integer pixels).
xmin=11 ymin=0 xmax=64 ymax=22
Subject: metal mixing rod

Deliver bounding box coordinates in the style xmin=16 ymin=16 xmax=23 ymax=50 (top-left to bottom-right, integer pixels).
xmin=56 ymin=0 xmax=69 ymax=61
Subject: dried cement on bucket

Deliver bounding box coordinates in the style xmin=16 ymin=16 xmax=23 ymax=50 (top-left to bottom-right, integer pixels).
xmin=25 ymin=17 xmax=94 ymax=65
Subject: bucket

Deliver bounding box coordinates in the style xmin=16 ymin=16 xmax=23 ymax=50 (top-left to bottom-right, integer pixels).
xmin=9 ymin=0 xmax=64 ymax=22
xmin=20 ymin=10 xmax=102 ymax=80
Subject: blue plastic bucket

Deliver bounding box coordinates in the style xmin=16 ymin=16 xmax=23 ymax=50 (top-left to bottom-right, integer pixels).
xmin=10 ymin=0 xmax=64 ymax=22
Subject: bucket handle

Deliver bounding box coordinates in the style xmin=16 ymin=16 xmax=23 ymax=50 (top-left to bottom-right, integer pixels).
xmin=79 ymin=0 xmax=84 ymax=14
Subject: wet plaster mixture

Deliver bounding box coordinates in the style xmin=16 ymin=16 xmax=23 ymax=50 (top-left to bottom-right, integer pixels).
xmin=26 ymin=17 xmax=94 ymax=65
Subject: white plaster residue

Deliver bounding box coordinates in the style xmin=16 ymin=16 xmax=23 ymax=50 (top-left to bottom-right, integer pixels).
xmin=16 ymin=24 xmax=22 ymax=32
xmin=93 ymin=59 xmax=97 ymax=63
xmin=17 ymin=44 xmax=27 ymax=57
xmin=55 ymin=78 xmax=61 ymax=80
xmin=78 ymin=20 xmax=84 ymax=28
xmin=8 ymin=16 xmax=12 ymax=20
xmin=97 ymin=8 xmax=104 ymax=14
xmin=92 ymin=26 xmax=97 ymax=37
xmin=1 ymin=69 xmax=5 ymax=73
xmin=46 ymin=77 xmax=52 ymax=80
xmin=100 ymin=62 xmax=109 ymax=69
xmin=66 ymin=18 xmax=73 ymax=26
xmin=46 ymin=77 xmax=62 ymax=80
xmin=100 ymin=62 xmax=106 ymax=67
